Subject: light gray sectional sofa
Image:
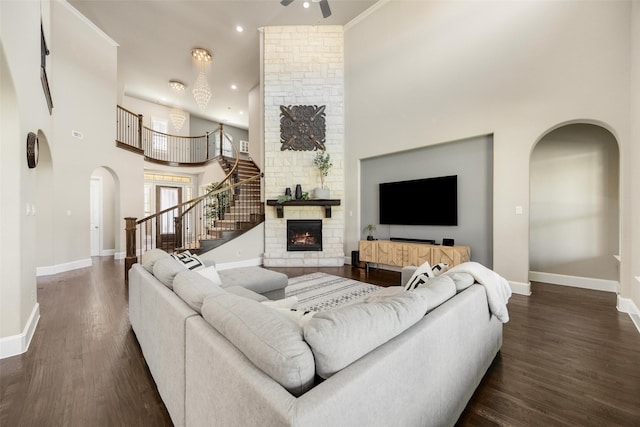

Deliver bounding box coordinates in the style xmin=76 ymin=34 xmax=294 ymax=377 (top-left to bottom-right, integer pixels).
xmin=129 ymin=249 xmax=504 ymax=427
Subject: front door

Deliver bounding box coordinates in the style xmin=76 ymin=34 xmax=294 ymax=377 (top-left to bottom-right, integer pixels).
xmin=156 ymin=185 xmax=182 ymax=252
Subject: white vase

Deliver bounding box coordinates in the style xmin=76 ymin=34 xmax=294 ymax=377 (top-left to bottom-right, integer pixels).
xmin=313 ymin=187 xmax=330 ymax=199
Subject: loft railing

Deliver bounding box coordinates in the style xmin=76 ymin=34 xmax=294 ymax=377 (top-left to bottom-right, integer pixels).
xmin=116 ymin=105 xmax=234 ymax=166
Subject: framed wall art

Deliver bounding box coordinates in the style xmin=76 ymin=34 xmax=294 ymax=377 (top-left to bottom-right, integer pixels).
xmin=280 ymin=105 xmax=326 ymax=151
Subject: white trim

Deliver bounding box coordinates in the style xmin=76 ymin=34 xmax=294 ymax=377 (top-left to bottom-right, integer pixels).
xmin=114 ymin=251 xmax=126 ymax=260
xmin=345 ymin=0 xmax=392 ymax=30
xmin=36 ymin=258 xmax=92 ymax=277
xmin=216 ymin=257 xmax=263 ymax=271
xmin=509 ymin=281 xmax=531 ymax=296
xmin=0 ymin=303 xmax=40 ymax=359
xmin=59 ymin=0 xmax=119 ymax=47
xmin=617 ymin=296 xmax=640 ymax=335
xmin=100 ymin=249 xmax=115 ymax=257
xmin=529 ymin=271 xmax=618 ymax=293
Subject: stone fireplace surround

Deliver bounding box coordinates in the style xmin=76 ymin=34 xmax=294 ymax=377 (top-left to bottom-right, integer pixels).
xmin=261 ymin=26 xmax=345 ymax=268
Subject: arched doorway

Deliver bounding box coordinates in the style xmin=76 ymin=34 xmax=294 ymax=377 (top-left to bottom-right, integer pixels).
xmin=90 ymin=167 xmax=119 ymax=257
xmin=529 ymin=123 xmax=619 ymax=291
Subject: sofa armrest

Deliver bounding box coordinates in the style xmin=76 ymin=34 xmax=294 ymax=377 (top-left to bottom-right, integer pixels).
xmin=401 ymin=266 xmax=418 ymax=287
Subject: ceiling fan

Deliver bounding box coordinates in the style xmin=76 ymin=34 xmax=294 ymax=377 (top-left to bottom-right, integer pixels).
xmin=281 ymin=0 xmax=332 ymax=19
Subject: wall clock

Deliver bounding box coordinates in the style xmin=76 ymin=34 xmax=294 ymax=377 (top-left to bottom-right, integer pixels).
xmin=26 ymin=132 xmax=39 ymax=169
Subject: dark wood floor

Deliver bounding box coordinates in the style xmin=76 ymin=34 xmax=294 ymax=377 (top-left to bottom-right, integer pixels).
xmin=1 ymin=257 xmax=639 ymax=426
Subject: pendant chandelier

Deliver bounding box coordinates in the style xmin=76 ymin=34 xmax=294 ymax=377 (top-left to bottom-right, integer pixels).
xmin=169 ymin=107 xmax=186 ymax=132
xmin=192 ymin=71 xmax=212 ymax=111
xmin=191 ymin=48 xmax=213 ymax=111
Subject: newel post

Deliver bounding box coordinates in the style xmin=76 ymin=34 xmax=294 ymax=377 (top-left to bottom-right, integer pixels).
xmin=137 ymin=114 xmax=143 ymax=150
xmin=125 ymin=217 xmax=137 ymax=281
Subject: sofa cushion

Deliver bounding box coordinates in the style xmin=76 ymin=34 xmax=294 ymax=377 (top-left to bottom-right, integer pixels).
xmin=303 ymin=292 xmax=427 ymax=379
xmin=224 ymin=286 xmax=268 ymax=302
xmin=201 ymin=293 xmax=315 ymax=397
xmin=217 ymin=267 xmax=288 ymax=295
xmin=141 ymin=248 xmax=170 ymax=273
xmin=153 ymin=256 xmax=187 ymax=289
xmin=174 ymin=270 xmax=227 ymax=313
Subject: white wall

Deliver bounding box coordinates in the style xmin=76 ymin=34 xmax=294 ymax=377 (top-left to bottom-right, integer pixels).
xmin=530 ymin=124 xmax=619 ymax=280
xmin=1 ymin=0 xmax=54 ymax=341
xmin=630 ymin=2 xmax=640 ymax=310
xmin=345 ymin=0 xmax=632 ymax=297
xmin=123 ymin=95 xmax=190 ymax=136
xmin=0 ymin=0 xmax=145 ymax=354
xmin=248 ymin=85 xmax=262 ymax=170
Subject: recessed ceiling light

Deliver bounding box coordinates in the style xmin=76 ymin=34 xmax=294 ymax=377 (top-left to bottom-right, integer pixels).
xmin=236 ymin=25 xmax=244 ymax=33
xmin=239 ymin=111 xmax=244 ymax=115
xmin=231 ymin=84 xmax=237 ymax=90
xmin=303 ymin=2 xmax=310 ymax=8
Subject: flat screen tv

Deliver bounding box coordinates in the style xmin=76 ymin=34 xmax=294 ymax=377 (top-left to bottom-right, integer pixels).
xmin=379 ymin=175 xmax=458 ymax=226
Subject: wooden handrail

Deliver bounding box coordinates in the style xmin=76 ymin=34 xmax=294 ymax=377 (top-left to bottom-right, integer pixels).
xmin=125 ymin=173 xmax=263 ymax=277
xmin=116 ymin=105 xmax=231 ymax=165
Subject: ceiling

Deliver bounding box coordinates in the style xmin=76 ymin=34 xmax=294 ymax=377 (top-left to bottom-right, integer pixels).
xmin=68 ymin=0 xmax=378 ymax=130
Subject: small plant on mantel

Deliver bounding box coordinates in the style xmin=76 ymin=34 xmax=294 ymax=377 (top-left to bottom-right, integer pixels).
xmin=363 ymin=224 xmax=377 ymax=241
xmin=313 ymin=151 xmax=333 ymax=190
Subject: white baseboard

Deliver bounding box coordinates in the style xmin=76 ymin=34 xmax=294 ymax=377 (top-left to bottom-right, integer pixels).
xmin=216 ymin=257 xmax=263 ymax=271
xmin=529 ymin=271 xmax=618 ymax=293
xmin=0 ymin=303 xmax=40 ymax=359
xmin=509 ymin=280 xmax=531 ymax=296
xmin=114 ymin=251 xmax=126 ymax=260
xmin=100 ymin=249 xmax=115 ymax=257
xmin=617 ymin=296 xmax=640 ymax=335
xmin=36 ymin=258 xmax=92 ymax=277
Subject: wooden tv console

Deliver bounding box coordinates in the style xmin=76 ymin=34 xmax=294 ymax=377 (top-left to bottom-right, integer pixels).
xmin=358 ymin=240 xmax=470 ymax=269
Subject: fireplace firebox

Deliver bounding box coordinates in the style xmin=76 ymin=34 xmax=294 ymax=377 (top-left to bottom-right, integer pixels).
xmin=287 ymin=220 xmax=322 ymax=252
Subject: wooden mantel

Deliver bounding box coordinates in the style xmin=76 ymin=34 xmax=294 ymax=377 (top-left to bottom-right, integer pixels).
xmin=266 ymin=199 xmax=341 ymax=218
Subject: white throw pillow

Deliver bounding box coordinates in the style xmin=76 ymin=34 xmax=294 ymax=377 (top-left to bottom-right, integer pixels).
xmin=171 ymin=251 xmax=205 ymax=271
xmin=431 ymin=262 xmax=449 ymax=276
xmin=197 ymin=265 xmax=222 ymax=285
xmin=405 ymin=261 xmax=434 ymax=290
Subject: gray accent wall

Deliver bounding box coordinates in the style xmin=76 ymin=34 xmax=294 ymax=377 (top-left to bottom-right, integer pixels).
xmin=190 ymin=116 xmax=248 ymax=149
xmin=360 ymin=135 xmax=493 ymax=268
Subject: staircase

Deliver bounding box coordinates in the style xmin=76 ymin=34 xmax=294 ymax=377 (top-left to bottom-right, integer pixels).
xmin=194 ymin=157 xmax=264 ymax=253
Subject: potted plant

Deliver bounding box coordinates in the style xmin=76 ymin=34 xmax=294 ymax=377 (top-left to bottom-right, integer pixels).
xmin=312 ymin=151 xmax=333 ymax=199
xmin=204 ymin=182 xmax=230 ymax=222
xmin=363 ymin=224 xmax=377 ymax=240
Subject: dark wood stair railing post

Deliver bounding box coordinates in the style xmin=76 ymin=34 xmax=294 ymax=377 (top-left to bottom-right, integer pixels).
xmin=174 ymin=216 xmax=183 ymax=251
xmin=218 ymin=123 xmax=224 ymax=158
xmin=206 ymin=132 xmax=210 ymax=160
xmin=125 ymin=217 xmax=138 ymax=281
xmin=137 ymin=114 xmax=143 ymax=150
